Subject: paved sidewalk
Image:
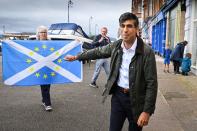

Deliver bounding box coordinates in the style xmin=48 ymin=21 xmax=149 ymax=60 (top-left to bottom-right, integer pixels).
xmin=144 ymin=90 xmax=184 ymax=131
xmin=153 ymin=55 xmax=197 ymax=131
xmin=0 ymin=55 xmax=197 ymax=131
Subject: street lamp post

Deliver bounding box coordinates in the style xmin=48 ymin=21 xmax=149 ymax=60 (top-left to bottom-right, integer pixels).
xmin=95 ymin=24 xmax=98 ymax=35
xmin=67 ymin=0 xmax=73 ymax=23
xmin=89 ymin=16 xmax=93 ymax=36
xmin=3 ymin=25 xmax=5 ymax=34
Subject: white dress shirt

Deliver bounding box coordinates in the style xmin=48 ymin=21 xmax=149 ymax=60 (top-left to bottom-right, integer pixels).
xmin=117 ymin=38 xmax=137 ymax=89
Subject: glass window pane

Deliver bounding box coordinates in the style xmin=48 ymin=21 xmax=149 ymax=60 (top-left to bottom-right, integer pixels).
xmin=51 ymin=30 xmax=61 ymax=35
xmin=195 ymin=1 xmax=197 ymax=19
xmin=192 ymin=22 xmax=197 ymax=66
xmin=59 ymin=30 xmax=74 ymax=35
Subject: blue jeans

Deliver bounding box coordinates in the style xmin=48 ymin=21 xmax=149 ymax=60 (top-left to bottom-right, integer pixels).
xmin=91 ymin=59 xmax=110 ymax=83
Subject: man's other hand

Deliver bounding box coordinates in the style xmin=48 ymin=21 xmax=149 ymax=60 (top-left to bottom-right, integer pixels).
xmin=137 ymin=112 xmax=150 ymax=127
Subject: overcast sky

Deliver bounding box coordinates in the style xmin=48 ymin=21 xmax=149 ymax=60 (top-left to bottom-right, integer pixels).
xmin=0 ymin=0 xmax=131 ymax=38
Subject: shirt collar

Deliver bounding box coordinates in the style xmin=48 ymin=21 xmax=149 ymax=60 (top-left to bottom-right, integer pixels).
xmin=121 ymin=38 xmax=137 ymax=52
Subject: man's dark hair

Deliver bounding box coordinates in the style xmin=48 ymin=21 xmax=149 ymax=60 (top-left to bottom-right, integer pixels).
xmin=119 ymin=12 xmax=139 ymax=27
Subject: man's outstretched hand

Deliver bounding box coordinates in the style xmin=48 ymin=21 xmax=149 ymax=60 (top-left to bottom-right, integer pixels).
xmin=64 ymin=55 xmax=77 ymax=61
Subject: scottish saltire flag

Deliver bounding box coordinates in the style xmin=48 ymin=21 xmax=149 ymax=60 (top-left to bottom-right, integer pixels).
xmin=2 ymin=40 xmax=82 ymax=86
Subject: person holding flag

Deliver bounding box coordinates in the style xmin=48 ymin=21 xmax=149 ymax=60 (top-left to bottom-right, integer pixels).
xmin=36 ymin=25 xmax=52 ymax=112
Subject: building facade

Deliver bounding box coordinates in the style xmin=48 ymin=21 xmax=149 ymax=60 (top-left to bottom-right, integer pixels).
xmin=131 ymin=0 xmax=197 ymax=75
xmin=185 ymin=0 xmax=197 ymax=74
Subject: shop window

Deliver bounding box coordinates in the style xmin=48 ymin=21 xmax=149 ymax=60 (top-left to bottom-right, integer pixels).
xmin=192 ymin=21 xmax=197 ymax=67
xmin=169 ymin=19 xmax=175 ymax=47
xmin=195 ymin=0 xmax=197 ymax=19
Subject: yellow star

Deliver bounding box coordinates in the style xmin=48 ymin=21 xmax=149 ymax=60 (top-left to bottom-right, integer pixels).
xmin=55 ymin=52 xmax=60 ymax=56
xmin=51 ymin=72 xmax=55 ymax=77
xmin=42 ymin=45 xmax=47 ymax=49
xmin=34 ymin=47 xmax=39 ymax=52
xmin=50 ymin=47 xmax=55 ymax=52
xmin=55 ymin=66 xmax=60 ymax=71
xmin=26 ymin=59 xmax=32 ymax=64
xmin=29 ymin=67 xmax=34 ymax=72
xmin=35 ymin=73 xmax=40 ymax=77
xmin=43 ymin=74 xmax=48 ymax=79
xmin=57 ymin=59 xmax=62 ymax=63
xmin=29 ymin=52 xmax=34 ymax=56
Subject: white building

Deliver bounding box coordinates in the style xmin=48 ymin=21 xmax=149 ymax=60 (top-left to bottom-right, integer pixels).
xmin=185 ymin=0 xmax=197 ymax=75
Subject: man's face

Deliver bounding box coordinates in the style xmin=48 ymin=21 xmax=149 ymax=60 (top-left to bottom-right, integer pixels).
xmin=39 ymin=30 xmax=47 ymax=40
xmin=101 ymin=28 xmax=107 ymax=36
xmin=120 ymin=20 xmax=138 ymax=44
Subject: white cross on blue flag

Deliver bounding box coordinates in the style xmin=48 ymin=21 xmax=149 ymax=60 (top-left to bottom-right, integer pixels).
xmin=2 ymin=40 xmax=82 ymax=86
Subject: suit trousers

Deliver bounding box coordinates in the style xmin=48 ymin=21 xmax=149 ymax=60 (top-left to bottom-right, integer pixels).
xmin=40 ymin=84 xmax=51 ymax=106
xmin=110 ymin=87 xmax=142 ymax=131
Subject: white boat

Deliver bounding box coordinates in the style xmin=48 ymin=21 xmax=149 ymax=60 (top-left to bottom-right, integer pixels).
xmin=29 ymin=23 xmax=93 ymax=44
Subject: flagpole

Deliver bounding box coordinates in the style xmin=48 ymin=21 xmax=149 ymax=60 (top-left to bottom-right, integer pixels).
xmin=68 ymin=1 xmax=69 ymax=23
xmin=3 ymin=25 xmax=5 ymax=34
xmin=67 ymin=0 xmax=73 ymax=23
xmin=89 ymin=16 xmax=93 ymax=36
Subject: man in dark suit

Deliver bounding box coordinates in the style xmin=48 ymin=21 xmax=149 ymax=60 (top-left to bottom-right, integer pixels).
xmin=65 ymin=12 xmax=158 ymax=131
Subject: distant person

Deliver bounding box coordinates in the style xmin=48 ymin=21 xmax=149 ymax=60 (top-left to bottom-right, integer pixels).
xmin=89 ymin=27 xmax=111 ymax=88
xmin=64 ymin=12 xmax=158 ymax=131
xmin=171 ymin=41 xmax=188 ymax=74
xmin=181 ymin=53 xmax=192 ymax=76
xmin=36 ymin=26 xmax=52 ymax=111
xmin=163 ymin=44 xmax=172 ymax=73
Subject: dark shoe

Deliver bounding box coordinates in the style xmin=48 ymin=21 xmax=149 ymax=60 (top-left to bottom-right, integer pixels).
xmin=182 ymin=72 xmax=188 ymax=76
xmin=89 ymin=82 xmax=98 ymax=88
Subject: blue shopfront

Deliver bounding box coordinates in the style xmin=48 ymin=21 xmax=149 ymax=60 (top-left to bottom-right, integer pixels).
xmin=152 ymin=12 xmax=166 ymax=56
